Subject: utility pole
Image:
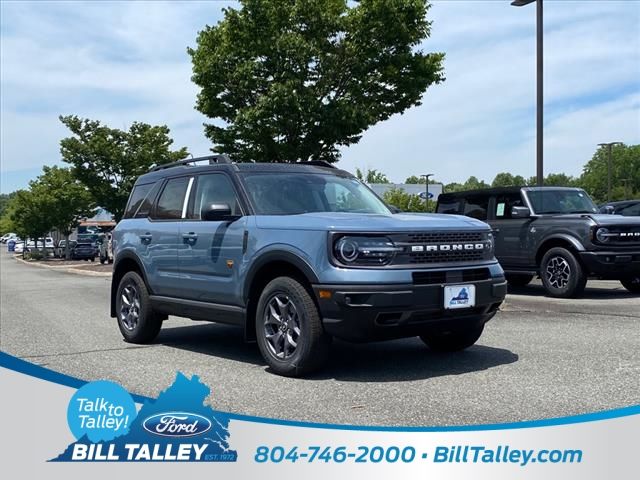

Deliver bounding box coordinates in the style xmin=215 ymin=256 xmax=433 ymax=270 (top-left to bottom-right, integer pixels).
xmin=598 ymin=142 xmax=623 ymax=202
xmin=421 ymin=174 xmax=434 ymax=211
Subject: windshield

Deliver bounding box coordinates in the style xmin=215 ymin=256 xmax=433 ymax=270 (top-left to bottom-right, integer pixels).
xmin=241 ymin=173 xmax=391 ymax=215
xmin=527 ymin=189 xmax=597 ymax=215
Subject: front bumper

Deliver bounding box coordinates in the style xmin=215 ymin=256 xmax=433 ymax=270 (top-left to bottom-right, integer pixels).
xmin=313 ymin=278 xmax=507 ymax=342
xmin=579 ymin=251 xmax=640 ymax=278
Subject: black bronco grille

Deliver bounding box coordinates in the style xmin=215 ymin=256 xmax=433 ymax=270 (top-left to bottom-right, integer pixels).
xmin=605 ymin=226 xmax=640 ymax=246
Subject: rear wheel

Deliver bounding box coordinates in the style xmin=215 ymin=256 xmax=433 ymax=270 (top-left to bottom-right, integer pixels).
xmin=506 ymin=274 xmax=534 ymax=287
xmin=540 ymin=247 xmax=586 ymax=298
xmin=116 ymin=271 xmax=162 ymax=343
xmin=620 ymin=276 xmax=640 ymax=294
xmin=255 ymin=276 xmax=330 ymax=377
xmin=420 ymin=324 xmax=484 ymax=352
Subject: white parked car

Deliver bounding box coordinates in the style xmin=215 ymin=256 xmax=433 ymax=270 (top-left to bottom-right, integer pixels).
xmin=1 ymin=233 xmax=17 ymax=243
xmin=14 ymin=242 xmax=26 ymax=253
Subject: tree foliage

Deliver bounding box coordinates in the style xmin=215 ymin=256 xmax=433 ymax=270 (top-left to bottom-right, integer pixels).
xmin=189 ymin=0 xmax=445 ymax=163
xmin=382 ymin=187 xmax=434 ymax=212
xmin=8 ymin=189 xmax=51 ymax=252
xmin=59 ymin=115 xmax=187 ymax=220
xmin=579 ymin=144 xmax=639 ymax=203
xmin=356 ymin=167 xmax=389 ymax=184
xmin=491 ymin=172 xmax=527 ymax=188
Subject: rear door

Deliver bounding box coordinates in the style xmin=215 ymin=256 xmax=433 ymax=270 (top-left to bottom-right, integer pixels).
xmin=143 ymin=175 xmax=193 ymax=297
xmin=176 ymin=172 xmax=246 ymax=305
xmin=490 ymin=191 xmax=534 ymax=267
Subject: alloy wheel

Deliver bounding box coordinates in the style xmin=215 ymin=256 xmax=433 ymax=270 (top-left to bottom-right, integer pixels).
xmin=545 ymin=256 xmax=571 ymax=289
xmin=119 ymin=283 xmax=141 ymax=331
xmin=263 ymin=294 xmax=301 ymax=359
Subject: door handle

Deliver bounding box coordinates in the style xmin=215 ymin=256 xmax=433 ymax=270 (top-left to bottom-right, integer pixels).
xmin=182 ymin=232 xmax=198 ymax=244
xmin=139 ymin=233 xmax=152 ymax=244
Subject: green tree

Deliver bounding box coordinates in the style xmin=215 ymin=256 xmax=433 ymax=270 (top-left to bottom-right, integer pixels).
xmin=8 ymin=189 xmax=51 ymax=257
xmin=543 ymin=173 xmax=577 ymax=187
xmin=189 ymin=0 xmax=445 ymax=163
xmin=578 ymin=144 xmax=639 ymax=203
xmin=59 ymin=116 xmax=188 ymax=220
xmin=0 ymin=192 xmax=17 ymax=219
xmin=404 ymin=175 xmax=439 ymax=184
xmin=382 ymin=187 xmax=434 ymax=212
xmin=356 ymin=167 xmax=389 ymax=184
xmin=33 ymin=166 xmax=95 ymax=259
xmin=491 ymin=172 xmax=526 ymax=187
xmin=445 ymin=176 xmax=489 ymax=193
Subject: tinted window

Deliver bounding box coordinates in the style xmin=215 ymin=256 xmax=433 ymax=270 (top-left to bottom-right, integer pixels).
xmin=495 ymin=193 xmax=524 ymax=219
xmin=437 ymin=199 xmax=461 ymax=214
xmin=463 ymin=195 xmax=489 ymax=220
xmin=618 ymin=202 xmax=640 ymax=216
xmin=527 ymin=190 xmax=597 ymax=214
xmin=123 ymin=183 xmax=153 ymax=219
xmin=134 ymin=182 xmax=162 ymax=218
xmin=153 ymin=177 xmax=191 ymax=220
xmin=192 ymin=174 xmax=240 ymax=219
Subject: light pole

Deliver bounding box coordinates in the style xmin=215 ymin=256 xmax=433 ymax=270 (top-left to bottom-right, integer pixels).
xmin=421 ymin=174 xmax=434 ymax=209
xmin=512 ymin=0 xmax=544 ymax=186
xmin=598 ymin=142 xmax=623 ymax=202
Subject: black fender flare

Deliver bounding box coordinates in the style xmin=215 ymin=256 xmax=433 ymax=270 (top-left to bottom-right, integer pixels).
xmin=110 ymin=251 xmax=151 ymax=317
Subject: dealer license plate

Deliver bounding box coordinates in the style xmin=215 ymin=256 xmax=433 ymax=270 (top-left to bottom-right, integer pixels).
xmin=444 ymin=284 xmax=476 ymax=309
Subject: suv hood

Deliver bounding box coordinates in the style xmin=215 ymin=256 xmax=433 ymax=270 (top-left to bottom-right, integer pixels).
xmin=552 ymin=214 xmax=640 ymax=226
xmin=255 ymin=212 xmax=489 ymax=231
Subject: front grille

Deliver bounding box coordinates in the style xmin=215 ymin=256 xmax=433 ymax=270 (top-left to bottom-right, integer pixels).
xmin=406 ymin=232 xmax=485 ymax=244
xmin=412 ymin=267 xmax=490 ymax=285
xmin=390 ymin=231 xmax=492 ymax=265
xmin=606 ymin=226 xmax=640 ymax=245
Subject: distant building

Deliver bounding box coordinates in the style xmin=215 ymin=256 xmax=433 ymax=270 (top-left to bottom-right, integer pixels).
xmin=369 ymin=183 xmax=443 ymax=201
xmin=77 ymin=207 xmax=116 ymax=235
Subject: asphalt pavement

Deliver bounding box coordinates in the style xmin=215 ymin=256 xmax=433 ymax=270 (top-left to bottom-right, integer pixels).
xmin=1 ymin=250 xmax=638 ymax=426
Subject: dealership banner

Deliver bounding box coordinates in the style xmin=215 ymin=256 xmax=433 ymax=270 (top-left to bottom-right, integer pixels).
xmin=0 ymin=352 xmax=637 ymax=479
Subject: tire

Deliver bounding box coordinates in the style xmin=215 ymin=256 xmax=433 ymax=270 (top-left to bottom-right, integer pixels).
xmin=420 ymin=324 xmax=484 ymax=352
xmin=90 ymin=257 xmax=95 ymax=262
xmin=100 ymin=255 xmax=107 ymax=265
xmin=540 ymin=247 xmax=586 ymax=298
xmin=115 ymin=271 xmax=162 ymax=343
xmin=506 ymin=274 xmax=534 ymax=287
xmin=255 ymin=276 xmax=330 ymax=377
xmin=620 ymin=276 xmax=640 ymax=294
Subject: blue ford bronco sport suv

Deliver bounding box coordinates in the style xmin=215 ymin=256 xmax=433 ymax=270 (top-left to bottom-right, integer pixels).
xmin=111 ymin=155 xmax=507 ymax=376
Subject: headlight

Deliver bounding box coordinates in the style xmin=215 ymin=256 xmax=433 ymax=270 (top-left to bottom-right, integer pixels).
xmin=333 ymin=236 xmax=401 ymax=266
xmin=595 ymin=227 xmax=610 ymax=243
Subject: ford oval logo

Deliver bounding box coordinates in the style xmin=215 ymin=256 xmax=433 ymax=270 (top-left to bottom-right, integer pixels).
xmin=142 ymin=412 xmax=212 ymax=437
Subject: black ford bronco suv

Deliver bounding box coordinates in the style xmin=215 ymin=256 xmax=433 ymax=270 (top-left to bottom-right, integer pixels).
xmin=437 ymin=186 xmax=640 ymax=297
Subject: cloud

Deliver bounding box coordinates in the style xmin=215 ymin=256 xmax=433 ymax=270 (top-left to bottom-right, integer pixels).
xmin=1 ymin=0 xmax=638 ymax=192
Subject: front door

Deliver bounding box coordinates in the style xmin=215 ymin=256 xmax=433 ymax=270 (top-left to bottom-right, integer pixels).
xmin=490 ymin=192 xmax=534 ymax=267
xmin=177 ymin=173 xmax=246 ymax=306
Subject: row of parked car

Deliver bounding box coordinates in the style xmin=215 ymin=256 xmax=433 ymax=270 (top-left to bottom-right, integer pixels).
xmin=2 ymin=232 xmax=113 ymax=264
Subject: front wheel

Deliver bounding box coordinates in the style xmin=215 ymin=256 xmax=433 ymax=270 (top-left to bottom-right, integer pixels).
xmin=420 ymin=324 xmax=484 ymax=352
xmin=115 ymin=271 xmax=162 ymax=343
xmin=540 ymin=247 xmax=586 ymax=298
xmin=620 ymin=276 xmax=640 ymax=294
xmin=256 ymin=276 xmax=330 ymax=377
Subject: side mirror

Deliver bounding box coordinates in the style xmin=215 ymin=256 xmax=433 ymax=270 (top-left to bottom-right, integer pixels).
xmin=201 ymin=203 xmax=239 ymax=221
xmin=511 ymin=206 xmax=531 ymax=218
xmin=602 ymin=206 xmax=615 ymax=215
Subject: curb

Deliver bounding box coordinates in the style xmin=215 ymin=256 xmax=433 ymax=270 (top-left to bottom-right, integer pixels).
xmin=12 ymin=255 xmax=112 ymax=277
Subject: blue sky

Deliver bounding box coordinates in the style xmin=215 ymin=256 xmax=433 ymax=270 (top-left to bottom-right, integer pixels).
xmin=1 ymin=0 xmax=639 ymax=193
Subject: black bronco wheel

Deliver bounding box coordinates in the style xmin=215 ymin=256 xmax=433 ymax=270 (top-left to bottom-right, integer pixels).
xmin=540 ymin=247 xmax=586 ymax=298
xmin=100 ymin=255 xmax=107 ymax=265
xmin=256 ymin=276 xmax=330 ymax=377
xmin=116 ymin=271 xmax=162 ymax=343
xmin=620 ymin=276 xmax=640 ymax=294
xmin=420 ymin=324 xmax=484 ymax=352
xmin=506 ymin=274 xmax=534 ymax=287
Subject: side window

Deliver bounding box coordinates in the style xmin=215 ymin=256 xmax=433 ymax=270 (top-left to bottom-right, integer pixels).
xmin=134 ymin=181 xmax=162 ymax=218
xmin=619 ymin=203 xmax=640 ymax=216
xmin=495 ymin=193 xmax=524 ymax=219
xmin=463 ymin=195 xmax=489 ymax=220
xmin=123 ymin=183 xmax=153 ymax=219
xmin=437 ymin=199 xmax=461 ymax=214
xmin=153 ymin=177 xmax=191 ymax=220
xmin=191 ymin=174 xmax=240 ymax=219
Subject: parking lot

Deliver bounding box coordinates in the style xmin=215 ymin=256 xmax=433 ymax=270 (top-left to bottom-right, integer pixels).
xmin=1 ymin=248 xmax=638 ymax=426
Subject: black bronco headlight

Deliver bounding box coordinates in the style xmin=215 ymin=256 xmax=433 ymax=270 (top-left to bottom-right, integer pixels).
xmin=595 ymin=227 xmax=611 ymax=243
xmin=333 ymin=235 xmax=402 ymax=266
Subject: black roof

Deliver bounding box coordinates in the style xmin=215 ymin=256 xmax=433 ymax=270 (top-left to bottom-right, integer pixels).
xmin=438 ymin=185 xmax=584 ymax=199
xmin=136 ymin=158 xmax=351 ymax=185
xmin=600 ymin=199 xmax=640 ymax=207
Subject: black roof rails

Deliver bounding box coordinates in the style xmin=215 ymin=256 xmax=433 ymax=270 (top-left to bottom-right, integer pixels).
xmin=150 ymin=154 xmax=232 ymax=172
xmin=299 ymin=160 xmax=336 ymax=169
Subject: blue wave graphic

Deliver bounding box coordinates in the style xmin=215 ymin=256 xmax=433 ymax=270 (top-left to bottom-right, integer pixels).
xmin=2 ymin=350 xmax=639 ymax=432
